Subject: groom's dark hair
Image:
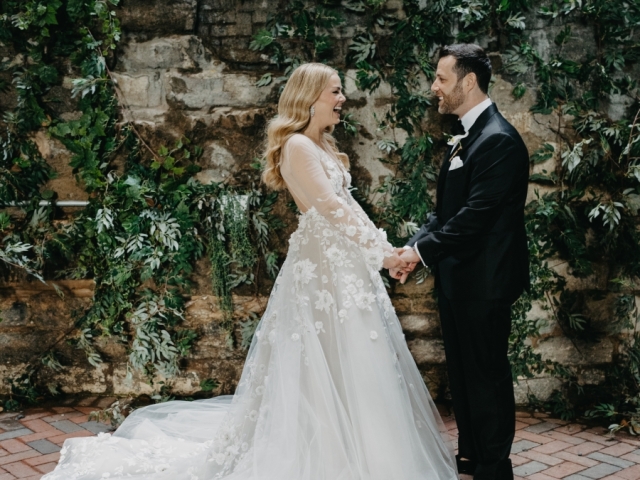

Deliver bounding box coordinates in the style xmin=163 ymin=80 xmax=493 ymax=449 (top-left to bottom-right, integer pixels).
xmin=439 ymin=44 xmax=492 ymax=94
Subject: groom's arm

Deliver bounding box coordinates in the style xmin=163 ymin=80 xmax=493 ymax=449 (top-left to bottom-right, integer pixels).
xmin=405 ymin=212 xmax=441 ymax=248
xmin=414 ymin=133 xmax=527 ymax=266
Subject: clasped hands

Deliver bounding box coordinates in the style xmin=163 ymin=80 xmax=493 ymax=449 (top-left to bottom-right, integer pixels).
xmin=383 ymin=247 xmax=420 ymax=284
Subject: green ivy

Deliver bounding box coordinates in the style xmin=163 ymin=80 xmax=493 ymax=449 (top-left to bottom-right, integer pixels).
xmin=3 ymin=0 xmax=640 ymax=431
xmin=0 ymin=0 xmax=281 ymax=408
xmin=250 ymin=0 xmax=640 ymax=427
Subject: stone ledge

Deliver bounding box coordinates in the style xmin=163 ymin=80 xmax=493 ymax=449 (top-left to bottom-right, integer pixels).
xmin=0 ymin=280 xmax=95 ymax=300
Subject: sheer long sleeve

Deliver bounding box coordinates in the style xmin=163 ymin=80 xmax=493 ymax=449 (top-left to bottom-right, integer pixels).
xmin=280 ymin=134 xmax=393 ymax=270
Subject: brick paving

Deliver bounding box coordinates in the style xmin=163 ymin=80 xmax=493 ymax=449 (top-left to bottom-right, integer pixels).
xmin=2 ymin=400 xmax=640 ymax=479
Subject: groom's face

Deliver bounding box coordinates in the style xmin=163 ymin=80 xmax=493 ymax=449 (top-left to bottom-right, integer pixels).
xmin=432 ymin=56 xmax=466 ymax=116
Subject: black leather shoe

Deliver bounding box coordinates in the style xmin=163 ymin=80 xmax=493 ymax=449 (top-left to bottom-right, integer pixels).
xmin=473 ymin=459 xmax=513 ymax=480
xmin=456 ymin=454 xmax=477 ymax=475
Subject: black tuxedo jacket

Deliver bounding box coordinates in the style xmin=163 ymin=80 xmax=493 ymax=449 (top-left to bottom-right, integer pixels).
xmin=407 ymin=103 xmax=530 ymax=302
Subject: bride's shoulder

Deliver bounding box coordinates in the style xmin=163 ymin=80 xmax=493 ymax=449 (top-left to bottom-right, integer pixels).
xmin=285 ymin=133 xmax=314 ymax=148
xmin=283 ymin=134 xmax=319 ymax=160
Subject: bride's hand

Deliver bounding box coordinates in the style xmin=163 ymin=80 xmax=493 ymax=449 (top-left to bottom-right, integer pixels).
xmin=383 ymin=252 xmax=407 ymax=271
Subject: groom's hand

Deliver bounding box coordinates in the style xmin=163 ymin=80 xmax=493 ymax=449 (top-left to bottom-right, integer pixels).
xmin=393 ymin=248 xmax=420 ymax=284
xmin=389 ymin=248 xmax=420 ymax=283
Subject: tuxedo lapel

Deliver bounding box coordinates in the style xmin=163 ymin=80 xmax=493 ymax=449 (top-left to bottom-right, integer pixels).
xmin=435 ymin=103 xmax=500 ymax=209
xmin=459 ymin=103 xmax=499 ymax=153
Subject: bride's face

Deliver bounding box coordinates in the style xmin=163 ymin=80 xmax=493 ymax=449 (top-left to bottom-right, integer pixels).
xmin=311 ymin=73 xmax=346 ymax=128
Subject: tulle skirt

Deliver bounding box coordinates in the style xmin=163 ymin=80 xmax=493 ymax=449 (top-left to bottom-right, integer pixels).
xmin=43 ymin=208 xmax=458 ymax=480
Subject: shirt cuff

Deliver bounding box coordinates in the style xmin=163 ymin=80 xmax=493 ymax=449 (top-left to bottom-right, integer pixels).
xmin=413 ymin=245 xmax=427 ymax=267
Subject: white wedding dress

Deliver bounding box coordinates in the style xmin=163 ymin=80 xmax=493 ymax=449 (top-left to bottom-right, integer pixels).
xmin=43 ymin=134 xmax=458 ymax=480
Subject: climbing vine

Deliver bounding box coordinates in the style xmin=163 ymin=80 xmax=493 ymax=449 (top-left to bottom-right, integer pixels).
xmin=0 ymin=0 xmax=281 ymax=409
xmin=250 ymin=0 xmax=640 ymax=426
xmin=2 ymin=0 xmax=640 ymax=430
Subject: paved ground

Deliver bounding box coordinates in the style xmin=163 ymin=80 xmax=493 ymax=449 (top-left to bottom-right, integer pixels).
xmin=1 ymin=398 xmax=640 ymax=479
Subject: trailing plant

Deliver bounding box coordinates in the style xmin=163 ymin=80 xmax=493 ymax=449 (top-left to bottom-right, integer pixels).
xmin=0 ymin=0 xmax=281 ymax=409
xmin=2 ymin=0 xmax=640 ymax=429
xmin=250 ymin=0 xmax=640 ymax=425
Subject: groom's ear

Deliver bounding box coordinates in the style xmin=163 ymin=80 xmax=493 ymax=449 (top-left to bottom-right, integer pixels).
xmin=463 ymin=72 xmax=478 ymax=93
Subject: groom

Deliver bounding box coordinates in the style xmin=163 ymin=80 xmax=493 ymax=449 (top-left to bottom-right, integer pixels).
xmin=390 ymin=44 xmax=530 ymax=480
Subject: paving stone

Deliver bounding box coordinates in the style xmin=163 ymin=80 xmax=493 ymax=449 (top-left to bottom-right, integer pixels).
xmin=616 ymin=464 xmax=640 ymax=480
xmin=510 ymin=454 xmax=531 ymax=466
xmin=0 ymin=430 xmax=33 ymax=442
xmin=517 ymin=430 xmax=557 ymax=444
xmin=588 ymin=452 xmax=634 ymax=469
xmin=598 ymin=443 xmax=636 ymax=457
xmin=619 ymin=452 xmax=640 ymax=464
xmin=565 ymin=476 xmax=595 ymax=480
xmin=2 ymin=461 xmax=39 ymax=477
xmin=574 ymin=431 xmax=614 ymax=445
xmin=79 ymin=421 xmax=112 ymax=434
xmin=49 ymin=419 xmax=85 ymax=434
xmin=513 ymin=461 xmax=549 ymax=476
xmin=533 ymin=439 xmax=573 ymax=454
xmin=0 ymin=418 xmax=24 ymax=433
xmin=35 ymin=461 xmax=58 ymax=474
xmin=527 ymin=473 xmax=558 ymax=480
xmin=565 ymin=442 xmax=606 ymax=456
xmin=18 ymin=428 xmax=65 ymax=444
xmin=0 ymin=440 xmax=30 ymax=455
xmin=526 ymin=422 xmax=560 ymax=434
xmin=541 ymin=461 xmax=587 ymax=478
xmin=519 ymin=417 xmax=543 ymax=425
xmin=20 ymin=419 xmax=56 ymax=433
xmin=554 ymin=451 xmax=601 ymax=468
xmin=26 ymin=439 xmax=61 ymax=455
xmin=542 ymin=430 xmax=588 ymax=445
xmin=520 ymin=449 xmax=563 ymax=466
xmin=47 ymin=430 xmax=93 ymax=445
xmin=579 ymin=463 xmax=622 ymax=479
xmin=24 ymin=452 xmax=60 ymax=466
xmin=555 ymin=424 xmax=587 ymax=434
xmin=512 ymin=439 xmax=541 ymax=454
xmin=0 ymin=450 xmax=39 ymax=466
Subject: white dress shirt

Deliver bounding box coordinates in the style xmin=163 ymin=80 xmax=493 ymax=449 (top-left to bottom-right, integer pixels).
xmin=407 ymin=97 xmax=493 ymax=267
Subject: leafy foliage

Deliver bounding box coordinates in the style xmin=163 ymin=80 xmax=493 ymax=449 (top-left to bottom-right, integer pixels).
xmin=249 ymin=0 xmax=640 ymax=427
xmin=3 ymin=0 xmax=640 ymax=430
xmin=0 ymin=0 xmax=281 ymax=409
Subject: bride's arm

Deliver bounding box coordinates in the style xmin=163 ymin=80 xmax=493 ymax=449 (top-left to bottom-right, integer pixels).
xmin=348 ymin=198 xmax=394 ymax=253
xmin=280 ymin=135 xmax=398 ymax=271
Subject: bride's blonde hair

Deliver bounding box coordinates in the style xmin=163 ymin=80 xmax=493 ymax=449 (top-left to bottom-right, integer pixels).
xmin=262 ymin=63 xmax=349 ymax=191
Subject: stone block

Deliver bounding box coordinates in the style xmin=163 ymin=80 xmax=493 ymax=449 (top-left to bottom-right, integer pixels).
xmin=167 ymin=74 xmax=224 ymax=109
xmin=222 ymin=74 xmax=270 ymax=105
xmin=535 ymin=336 xmax=614 ymax=366
xmin=207 ymin=0 xmax=238 ymax=10
xmin=119 ymin=37 xmax=205 ymax=71
xmin=398 ymin=314 xmax=441 ymax=337
xmin=111 ymin=73 xmax=163 ymax=108
xmin=252 ymin=9 xmax=269 ymax=24
xmin=407 ymin=338 xmax=447 ymax=365
xmin=119 ymin=0 xmax=197 ymax=36
xmin=208 ymin=36 xmax=265 ymax=64
xmin=606 ymin=93 xmax=634 ymax=122
xmin=48 ymin=364 xmax=110 ymax=395
xmin=513 ymin=376 xmax=563 ymax=404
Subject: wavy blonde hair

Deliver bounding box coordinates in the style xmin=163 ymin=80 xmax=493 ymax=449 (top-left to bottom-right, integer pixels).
xmin=262 ymin=63 xmax=349 ymax=191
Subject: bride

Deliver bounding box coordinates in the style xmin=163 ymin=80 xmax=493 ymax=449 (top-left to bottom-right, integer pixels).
xmin=43 ymin=63 xmax=458 ymax=480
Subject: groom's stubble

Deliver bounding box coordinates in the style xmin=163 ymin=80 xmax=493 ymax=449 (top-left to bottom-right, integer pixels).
xmin=437 ymin=79 xmax=465 ymax=116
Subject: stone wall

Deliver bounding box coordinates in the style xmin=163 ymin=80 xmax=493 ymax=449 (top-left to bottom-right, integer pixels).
xmin=1 ymin=0 xmax=636 ymax=404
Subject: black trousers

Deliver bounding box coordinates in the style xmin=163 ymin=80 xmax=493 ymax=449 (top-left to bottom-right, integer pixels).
xmin=438 ymin=294 xmax=515 ymax=479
